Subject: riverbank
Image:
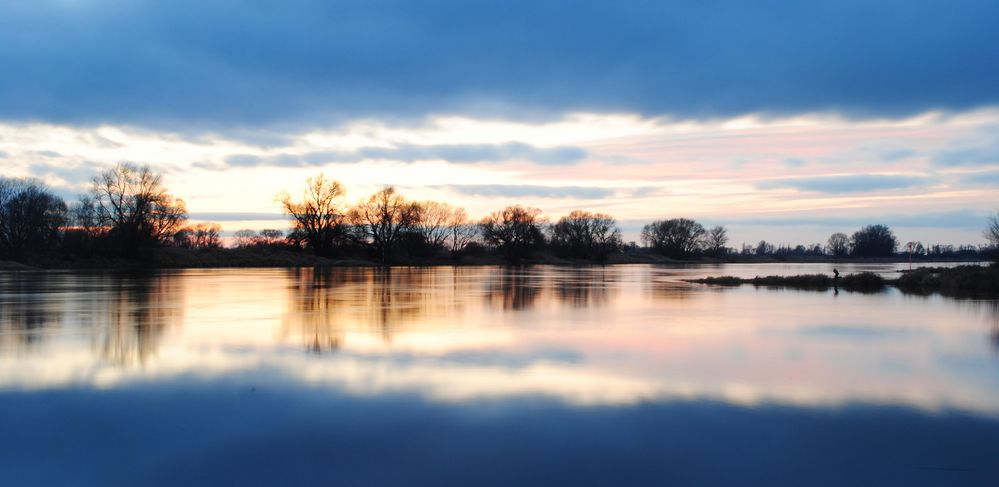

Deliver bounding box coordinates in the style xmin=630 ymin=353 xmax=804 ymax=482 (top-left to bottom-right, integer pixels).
xmin=688 ymin=265 xmax=999 ymax=298
xmin=0 ymin=247 xmax=987 ymax=270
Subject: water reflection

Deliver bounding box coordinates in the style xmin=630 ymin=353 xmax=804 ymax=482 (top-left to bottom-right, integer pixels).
xmin=0 ymin=272 xmax=182 ymax=366
xmin=485 ymin=266 xmax=543 ymax=310
xmin=0 ymin=265 xmax=997 ymax=415
xmin=551 ymin=266 xmax=617 ymax=307
xmin=2 ymin=264 xmax=998 ymax=485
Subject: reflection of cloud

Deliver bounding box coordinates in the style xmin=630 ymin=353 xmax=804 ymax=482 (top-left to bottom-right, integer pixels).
xmin=795 ymin=324 xmax=920 ymax=340
xmin=3 ymin=266 xmax=999 ymax=418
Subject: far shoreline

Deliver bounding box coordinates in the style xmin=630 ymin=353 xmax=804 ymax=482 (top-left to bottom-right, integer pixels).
xmin=0 ymin=247 xmax=988 ymax=271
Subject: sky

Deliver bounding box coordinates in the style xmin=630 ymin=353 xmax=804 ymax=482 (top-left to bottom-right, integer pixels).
xmin=1 ymin=0 xmax=998 ymax=246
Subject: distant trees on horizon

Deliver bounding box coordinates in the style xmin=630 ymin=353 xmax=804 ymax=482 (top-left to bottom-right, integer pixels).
xmin=0 ymin=167 xmax=996 ymax=265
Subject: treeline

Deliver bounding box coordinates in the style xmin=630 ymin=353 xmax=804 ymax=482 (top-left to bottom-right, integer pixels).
xmin=1 ymin=166 xmax=997 ymax=265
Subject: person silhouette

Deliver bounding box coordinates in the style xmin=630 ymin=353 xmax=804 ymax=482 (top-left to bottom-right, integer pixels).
xmin=833 ymin=268 xmax=840 ymax=279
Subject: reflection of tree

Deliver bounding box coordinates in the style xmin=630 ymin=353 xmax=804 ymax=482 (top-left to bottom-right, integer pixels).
xmin=485 ymin=266 xmax=542 ymax=310
xmin=644 ymin=270 xmax=696 ymax=300
xmin=0 ymin=275 xmax=62 ymax=349
xmin=986 ymin=300 xmax=999 ymax=354
xmin=280 ymin=267 xmax=354 ymax=353
xmin=281 ymin=267 xmax=464 ymax=350
xmin=553 ymin=267 xmax=617 ymax=307
xmin=0 ymin=271 xmax=182 ymax=367
xmin=90 ymin=272 xmax=183 ymax=367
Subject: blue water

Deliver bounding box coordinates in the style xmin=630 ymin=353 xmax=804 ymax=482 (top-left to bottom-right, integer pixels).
xmin=1 ymin=265 xmax=997 ymax=485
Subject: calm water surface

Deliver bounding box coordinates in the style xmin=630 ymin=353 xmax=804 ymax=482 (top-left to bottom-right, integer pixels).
xmin=1 ymin=264 xmax=997 ymax=485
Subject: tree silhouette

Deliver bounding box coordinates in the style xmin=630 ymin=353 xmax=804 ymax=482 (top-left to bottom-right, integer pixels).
xmin=850 ymin=224 xmax=897 ymax=257
xmin=277 ymin=173 xmax=348 ymax=256
xmin=827 ymin=232 xmax=850 ymax=257
xmin=641 ymin=218 xmax=706 ymax=258
xmin=348 ymin=187 xmax=420 ymax=263
xmin=83 ymin=163 xmax=186 ymax=257
xmin=549 ymin=210 xmax=622 ymax=260
xmin=0 ymin=177 xmax=67 ymax=260
xmin=705 ymin=225 xmax=729 ymax=257
xmin=480 ymin=205 xmax=546 ymax=263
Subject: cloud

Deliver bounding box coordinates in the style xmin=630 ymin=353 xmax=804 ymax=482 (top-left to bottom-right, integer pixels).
xmin=28 ymin=162 xmax=96 ymax=188
xmin=933 ymin=140 xmax=999 ymax=166
xmin=1 ymin=1 xmax=998 ymax=131
xmin=879 ymin=148 xmax=916 ymax=161
xmin=957 ymin=170 xmax=999 ymax=186
xmin=712 ymin=209 xmax=989 ymax=229
xmin=225 ymin=142 xmax=587 ymax=167
xmin=189 ymin=212 xmax=287 ymax=222
xmin=756 ymin=174 xmax=928 ymax=194
xmin=445 ymin=185 xmax=613 ymax=199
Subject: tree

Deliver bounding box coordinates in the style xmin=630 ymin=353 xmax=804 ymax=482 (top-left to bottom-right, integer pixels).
xmin=986 ymin=212 xmax=999 ymax=247
xmin=850 ymin=224 xmax=898 ymax=257
xmin=413 ymin=201 xmax=455 ymax=251
xmin=277 ymin=173 xmax=348 ymax=256
xmin=479 ymin=205 xmax=546 ymax=263
xmin=85 ymin=163 xmax=186 ymax=257
xmin=641 ymin=218 xmax=706 ymax=258
xmin=259 ymin=229 xmax=285 ymax=246
xmin=174 ymin=223 xmax=222 ymax=249
xmin=348 ymin=187 xmax=420 ymax=263
xmin=233 ymin=229 xmax=258 ymax=248
xmin=446 ymin=207 xmax=477 ymax=257
xmin=549 ymin=210 xmax=622 ymax=260
xmin=0 ymin=177 xmax=67 ymax=260
xmin=986 ymin=212 xmax=999 ymax=262
xmin=755 ymin=240 xmax=774 ymax=256
xmin=827 ymin=232 xmax=850 ymax=257
xmin=705 ymin=225 xmax=729 ymax=257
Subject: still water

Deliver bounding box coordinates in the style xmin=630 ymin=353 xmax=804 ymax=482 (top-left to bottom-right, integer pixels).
xmin=1 ymin=264 xmax=997 ymax=485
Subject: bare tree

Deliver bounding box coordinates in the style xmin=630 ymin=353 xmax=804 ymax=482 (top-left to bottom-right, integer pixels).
xmin=985 ymin=212 xmax=999 ymax=262
xmin=413 ymin=200 xmax=453 ymax=250
xmin=755 ymin=240 xmax=774 ymax=256
xmin=259 ymin=229 xmax=285 ymax=246
xmin=84 ymin=163 xmax=186 ymax=256
xmin=174 ymin=223 xmax=222 ymax=249
xmin=447 ymin=207 xmax=477 ymax=257
xmin=826 ymin=232 xmax=850 ymax=257
xmin=641 ymin=218 xmax=705 ymax=258
xmin=705 ymin=225 xmax=729 ymax=257
xmin=233 ymin=229 xmax=258 ymax=248
xmin=277 ymin=173 xmax=348 ymax=256
xmin=986 ymin=212 xmax=999 ymax=247
xmin=348 ymin=187 xmax=420 ymax=263
xmin=480 ymin=205 xmax=546 ymax=262
xmin=548 ymin=210 xmax=622 ymax=260
xmin=0 ymin=177 xmax=67 ymax=260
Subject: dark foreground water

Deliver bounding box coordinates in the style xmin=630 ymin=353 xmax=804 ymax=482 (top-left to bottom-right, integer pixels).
xmin=1 ymin=264 xmax=997 ymax=485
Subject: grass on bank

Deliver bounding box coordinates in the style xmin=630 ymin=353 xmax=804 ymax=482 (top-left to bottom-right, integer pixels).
xmin=689 ymin=264 xmax=999 ymax=297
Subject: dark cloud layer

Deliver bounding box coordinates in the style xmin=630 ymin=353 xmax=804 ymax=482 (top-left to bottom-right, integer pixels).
xmin=225 ymin=142 xmax=586 ymax=167
xmin=1 ymin=0 xmax=997 ymax=131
